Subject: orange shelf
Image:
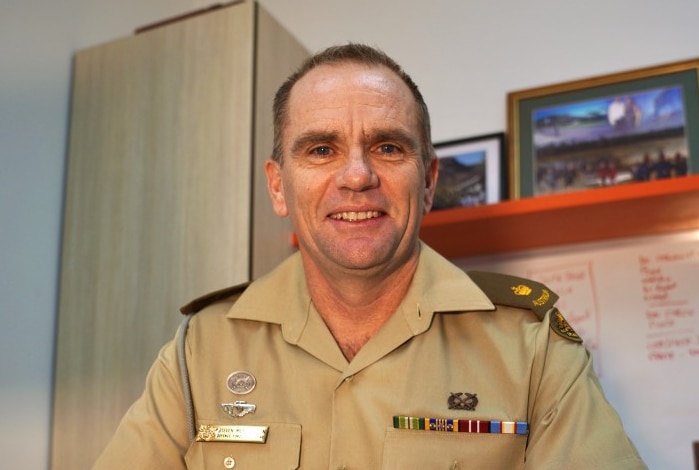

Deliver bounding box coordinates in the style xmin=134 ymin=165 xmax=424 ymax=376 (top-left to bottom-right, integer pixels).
xmin=420 ymin=174 xmax=699 ymax=259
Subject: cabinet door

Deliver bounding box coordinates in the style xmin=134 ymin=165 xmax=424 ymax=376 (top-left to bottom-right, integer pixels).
xmin=251 ymin=5 xmax=309 ymax=278
xmin=52 ymin=4 xmax=256 ymax=469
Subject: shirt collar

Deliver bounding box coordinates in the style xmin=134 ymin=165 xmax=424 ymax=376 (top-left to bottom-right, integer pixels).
xmin=226 ymin=252 xmax=311 ymax=341
xmin=229 ymin=242 xmax=494 ymax=324
xmin=398 ymin=243 xmax=495 ymax=335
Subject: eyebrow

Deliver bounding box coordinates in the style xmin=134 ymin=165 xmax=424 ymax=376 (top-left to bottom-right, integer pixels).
xmin=290 ymin=130 xmax=340 ymax=155
xmin=367 ymin=129 xmax=419 ymax=153
xmin=289 ymin=128 xmax=419 ymax=155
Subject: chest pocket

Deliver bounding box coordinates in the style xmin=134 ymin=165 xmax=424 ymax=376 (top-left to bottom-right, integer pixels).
xmin=185 ymin=422 xmax=301 ymax=470
xmin=383 ymin=428 xmax=526 ymax=469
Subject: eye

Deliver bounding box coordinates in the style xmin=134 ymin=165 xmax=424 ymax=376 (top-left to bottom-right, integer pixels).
xmin=374 ymin=143 xmax=406 ymax=161
xmin=310 ymin=145 xmax=332 ymax=157
xmin=378 ymin=143 xmax=399 ymax=154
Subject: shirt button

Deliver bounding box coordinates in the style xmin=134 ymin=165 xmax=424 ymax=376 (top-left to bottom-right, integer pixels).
xmin=223 ymin=456 xmax=236 ymax=468
xmin=344 ymin=375 xmax=354 ymax=382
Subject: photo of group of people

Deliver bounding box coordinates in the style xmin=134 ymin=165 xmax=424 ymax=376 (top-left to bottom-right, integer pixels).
xmin=531 ymin=85 xmax=690 ymax=195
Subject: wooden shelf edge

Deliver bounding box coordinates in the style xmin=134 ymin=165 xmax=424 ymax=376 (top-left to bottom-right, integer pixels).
xmin=420 ymin=174 xmax=699 ymax=259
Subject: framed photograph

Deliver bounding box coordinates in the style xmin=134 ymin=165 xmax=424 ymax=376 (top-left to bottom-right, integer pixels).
xmin=432 ymin=132 xmax=506 ymax=210
xmin=507 ymin=58 xmax=699 ymax=198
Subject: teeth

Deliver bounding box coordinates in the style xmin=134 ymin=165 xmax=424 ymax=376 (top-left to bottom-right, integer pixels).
xmin=330 ymin=211 xmax=381 ymax=221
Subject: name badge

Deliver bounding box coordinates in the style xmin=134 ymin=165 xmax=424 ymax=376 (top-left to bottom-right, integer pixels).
xmin=196 ymin=424 xmax=269 ymax=443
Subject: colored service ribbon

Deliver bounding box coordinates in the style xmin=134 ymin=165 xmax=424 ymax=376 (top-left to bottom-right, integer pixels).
xmin=393 ymin=416 xmax=528 ymax=435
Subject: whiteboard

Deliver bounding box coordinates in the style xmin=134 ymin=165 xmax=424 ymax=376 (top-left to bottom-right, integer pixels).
xmin=454 ymin=229 xmax=699 ymax=470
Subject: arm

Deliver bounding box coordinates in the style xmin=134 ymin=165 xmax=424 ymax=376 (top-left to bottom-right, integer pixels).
xmin=524 ymin=309 xmax=647 ymax=469
xmin=92 ymin=337 xmax=190 ymax=469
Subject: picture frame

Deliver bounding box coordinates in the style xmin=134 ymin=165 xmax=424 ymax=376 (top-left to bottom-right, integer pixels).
xmin=507 ymin=58 xmax=699 ymax=198
xmin=432 ymin=132 xmax=506 ymax=210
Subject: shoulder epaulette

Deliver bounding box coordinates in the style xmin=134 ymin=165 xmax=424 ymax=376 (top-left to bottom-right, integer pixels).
xmin=467 ymin=270 xmax=558 ymax=319
xmin=179 ymin=282 xmax=250 ymax=315
xmin=467 ymin=270 xmax=582 ymax=343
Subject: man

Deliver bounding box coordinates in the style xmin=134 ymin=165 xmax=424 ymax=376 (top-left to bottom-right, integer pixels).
xmin=95 ymin=44 xmax=646 ymax=469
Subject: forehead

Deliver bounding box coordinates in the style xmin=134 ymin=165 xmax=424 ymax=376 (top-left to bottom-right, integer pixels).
xmin=286 ymin=62 xmax=419 ymax=127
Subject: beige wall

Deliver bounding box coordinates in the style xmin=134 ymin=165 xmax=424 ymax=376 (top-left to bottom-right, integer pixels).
xmin=2 ymin=0 xmax=698 ymax=467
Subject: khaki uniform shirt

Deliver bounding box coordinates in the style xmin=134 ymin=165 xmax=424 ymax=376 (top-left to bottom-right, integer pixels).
xmin=94 ymin=244 xmax=646 ymax=469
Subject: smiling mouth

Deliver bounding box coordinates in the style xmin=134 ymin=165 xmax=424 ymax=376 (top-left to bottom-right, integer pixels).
xmin=329 ymin=210 xmax=382 ymax=222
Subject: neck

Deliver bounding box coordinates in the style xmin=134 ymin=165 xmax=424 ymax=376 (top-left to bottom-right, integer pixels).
xmin=304 ymin=252 xmax=419 ymax=361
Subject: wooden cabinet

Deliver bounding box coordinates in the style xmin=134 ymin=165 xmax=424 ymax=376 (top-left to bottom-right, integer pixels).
xmin=51 ymin=3 xmax=307 ymax=468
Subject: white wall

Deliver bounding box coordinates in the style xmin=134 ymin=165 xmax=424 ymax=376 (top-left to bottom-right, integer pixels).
xmin=1 ymin=0 xmax=697 ymax=467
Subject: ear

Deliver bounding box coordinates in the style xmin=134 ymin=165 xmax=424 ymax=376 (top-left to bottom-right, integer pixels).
xmin=265 ymin=159 xmax=288 ymax=217
xmin=422 ymin=157 xmax=439 ymax=214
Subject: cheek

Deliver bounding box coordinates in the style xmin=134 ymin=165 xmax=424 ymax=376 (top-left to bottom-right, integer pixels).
xmin=282 ymin=175 xmax=314 ymax=218
xmin=387 ymin=166 xmax=424 ymax=200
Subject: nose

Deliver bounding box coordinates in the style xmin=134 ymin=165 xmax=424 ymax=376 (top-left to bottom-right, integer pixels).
xmin=337 ymin=148 xmax=378 ymax=191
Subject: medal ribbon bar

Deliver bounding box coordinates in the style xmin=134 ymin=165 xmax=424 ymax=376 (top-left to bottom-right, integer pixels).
xmin=393 ymin=416 xmax=528 ymax=435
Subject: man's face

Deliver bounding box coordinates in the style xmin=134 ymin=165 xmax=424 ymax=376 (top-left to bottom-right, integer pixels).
xmin=265 ymin=62 xmax=438 ymax=276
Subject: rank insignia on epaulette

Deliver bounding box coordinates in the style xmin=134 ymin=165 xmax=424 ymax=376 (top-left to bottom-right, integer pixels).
xmin=511 ymin=284 xmax=532 ymax=296
xmin=550 ymin=308 xmax=583 ymax=343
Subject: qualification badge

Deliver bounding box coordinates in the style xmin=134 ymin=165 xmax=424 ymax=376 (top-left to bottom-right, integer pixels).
xmin=226 ymin=370 xmax=257 ymax=395
xmin=448 ymin=392 xmax=479 ymax=411
xmin=222 ymin=401 xmax=256 ymax=418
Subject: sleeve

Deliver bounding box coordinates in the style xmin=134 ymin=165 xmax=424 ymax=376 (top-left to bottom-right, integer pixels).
xmin=92 ymin=338 xmax=190 ymax=469
xmin=524 ymin=309 xmax=648 ymax=469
